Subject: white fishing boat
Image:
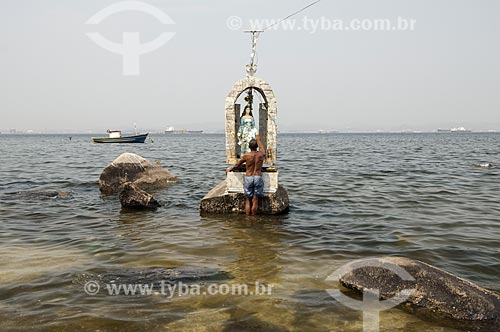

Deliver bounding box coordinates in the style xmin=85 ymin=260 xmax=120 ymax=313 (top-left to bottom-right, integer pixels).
xmin=91 ymin=130 xmax=149 ymax=143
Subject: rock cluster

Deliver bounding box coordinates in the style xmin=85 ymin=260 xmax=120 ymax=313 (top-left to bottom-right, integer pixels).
xmin=99 ymin=153 xmax=177 ymax=209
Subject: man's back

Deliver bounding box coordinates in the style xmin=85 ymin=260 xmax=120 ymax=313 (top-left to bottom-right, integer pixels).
xmin=243 ymin=150 xmax=265 ymax=176
xmin=227 ymin=134 xmax=266 ymax=216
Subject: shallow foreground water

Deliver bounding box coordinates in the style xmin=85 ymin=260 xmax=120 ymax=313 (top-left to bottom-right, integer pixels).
xmin=0 ymin=133 xmax=499 ymax=331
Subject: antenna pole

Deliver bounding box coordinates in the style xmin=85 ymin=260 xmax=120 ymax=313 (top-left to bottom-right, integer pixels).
xmin=244 ymin=30 xmax=263 ymax=77
xmin=240 ymin=1 xmax=321 ymax=77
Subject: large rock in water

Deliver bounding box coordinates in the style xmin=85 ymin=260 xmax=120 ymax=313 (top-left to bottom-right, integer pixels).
xmin=99 ymin=153 xmax=177 ymax=195
xmin=200 ymin=180 xmax=289 ymax=215
xmin=119 ymin=183 xmax=160 ymax=210
xmin=339 ymin=257 xmax=500 ymax=331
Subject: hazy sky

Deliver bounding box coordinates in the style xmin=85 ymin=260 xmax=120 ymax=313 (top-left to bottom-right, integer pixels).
xmin=2 ymin=0 xmax=499 ymax=133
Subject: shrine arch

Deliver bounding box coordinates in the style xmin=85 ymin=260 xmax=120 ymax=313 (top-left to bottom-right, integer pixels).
xmin=225 ymin=77 xmax=277 ymax=165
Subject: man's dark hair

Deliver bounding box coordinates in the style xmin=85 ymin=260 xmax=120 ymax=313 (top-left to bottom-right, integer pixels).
xmin=249 ymin=139 xmax=258 ymax=151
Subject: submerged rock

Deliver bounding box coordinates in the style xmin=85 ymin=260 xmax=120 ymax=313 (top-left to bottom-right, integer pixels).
xmin=74 ymin=267 xmax=232 ymax=290
xmin=200 ymin=180 xmax=289 ymax=215
xmin=5 ymin=191 xmax=71 ymax=200
xmin=119 ymin=183 xmax=160 ymax=210
xmin=99 ymin=153 xmax=177 ymax=195
xmin=339 ymin=257 xmax=500 ymax=331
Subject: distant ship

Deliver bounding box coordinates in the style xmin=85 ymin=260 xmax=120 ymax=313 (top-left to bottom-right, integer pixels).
xmin=165 ymin=126 xmax=203 ymax=134
xmin=437 ymin=127 xmax=472 ymax=133
xmin=451 ymin=127 xmax=472 ymax=132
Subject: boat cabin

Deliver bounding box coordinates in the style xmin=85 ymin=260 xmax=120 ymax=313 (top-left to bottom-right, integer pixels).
xmin=107 ymin=130 xmax=122 ymax=138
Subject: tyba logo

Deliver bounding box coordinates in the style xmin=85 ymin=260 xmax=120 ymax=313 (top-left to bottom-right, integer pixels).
xmin=85 ymin=1 xmax=176 ymax=76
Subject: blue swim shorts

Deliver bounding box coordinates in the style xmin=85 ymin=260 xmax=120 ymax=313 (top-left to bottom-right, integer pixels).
xmin=244 ymin=176 xmax=264 ymax=198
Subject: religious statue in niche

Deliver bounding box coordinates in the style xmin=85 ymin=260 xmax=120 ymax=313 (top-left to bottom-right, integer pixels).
xmin=237 ymin=89 xmax=258 ymax=155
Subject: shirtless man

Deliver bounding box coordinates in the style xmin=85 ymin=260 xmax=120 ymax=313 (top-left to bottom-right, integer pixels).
xmin=227 ymin=133 xmax=266 ymax=215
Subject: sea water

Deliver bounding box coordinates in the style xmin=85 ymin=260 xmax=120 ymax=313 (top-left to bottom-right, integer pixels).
xmin=0 ymin=133 xmax=499 ymax=331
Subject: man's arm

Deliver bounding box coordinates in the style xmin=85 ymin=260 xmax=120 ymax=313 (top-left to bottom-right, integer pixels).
xmin=256 ymin=133 xmax=266 ymax=156
xmin=226 ymin=157 xmax=245 ymax=173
